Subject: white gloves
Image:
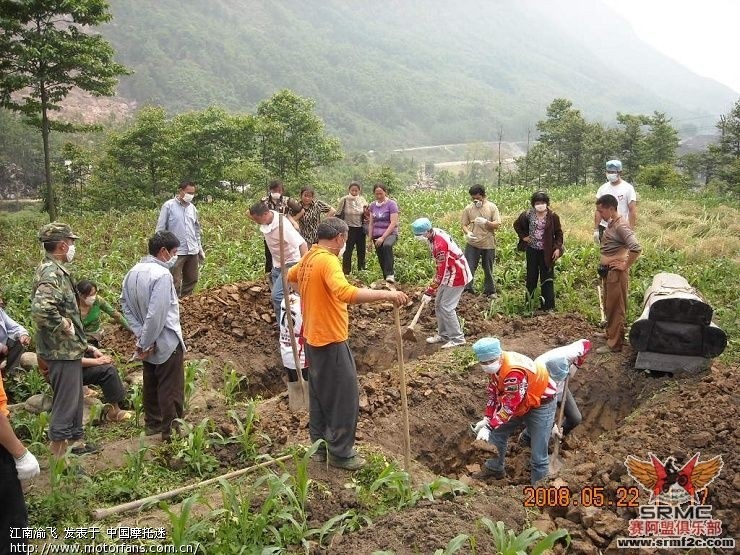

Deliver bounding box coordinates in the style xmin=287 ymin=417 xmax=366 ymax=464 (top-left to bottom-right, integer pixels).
xmin=474 ymin=216 xmax=488 ymax=226
xmin=593 ymin=230 xmax=600 ymax=245
xmin=465 ymin=231 xmax=477 ymax=241
xmin=476 ymin=426 xmax=491 ymax=442
xmin=421 ymin=294 xmax=433 ymax=304
xmin=551 ymin=424 xmax=563 ymax=440
xmin=471 ymin=418 xmax=488 ymax=433
xmin=15 ymin=450 xmax=40 ymax=480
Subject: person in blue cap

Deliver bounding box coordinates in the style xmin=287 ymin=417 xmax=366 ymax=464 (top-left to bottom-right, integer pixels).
xmin=470 ymin=337 xmax=557 ymax=484
xmin=593 ymin=159 xmax=637 ymax=243
xmin=410 ymin=217 xmax=472 ymax=349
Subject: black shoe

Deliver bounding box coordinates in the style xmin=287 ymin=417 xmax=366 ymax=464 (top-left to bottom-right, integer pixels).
xmin=70 ymin=442 xmax=100 ymax=455
xmin=329 ymin=454 xmax=366 ymax=470
xmin=472 ymin=466 xmax=506 ymax=480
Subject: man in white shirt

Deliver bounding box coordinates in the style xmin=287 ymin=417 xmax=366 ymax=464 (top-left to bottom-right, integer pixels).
xmin=121 ymin=231 xmax=186 ymax=441
xmin=156 ymin=181 xmax=204 ymax=297
xmin=593 ymin=160 xmax=637 ymax=243
xmin=249 ymin=202 xmax=308 ymax=320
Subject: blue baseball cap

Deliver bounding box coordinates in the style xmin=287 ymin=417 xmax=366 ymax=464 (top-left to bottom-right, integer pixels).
xmin=472 ymin=337 xmax=502 ymax=362
xmin=606 ymin=160 xmax=622 ymax=172
xmin=410 ymin=217 xmax=432 ymax=235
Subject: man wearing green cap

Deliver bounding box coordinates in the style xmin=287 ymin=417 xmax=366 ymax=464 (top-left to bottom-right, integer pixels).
xmin=32 ymin=222 xmax=97 ymax=457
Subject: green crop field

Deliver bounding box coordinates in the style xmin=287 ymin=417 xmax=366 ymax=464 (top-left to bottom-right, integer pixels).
xmin=1 ymin=185 xmax=737 ymax=360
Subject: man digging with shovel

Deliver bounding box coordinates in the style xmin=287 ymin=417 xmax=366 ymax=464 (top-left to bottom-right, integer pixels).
xmin=470 ymin=337 xmax=557 ymax=485
xmin=288 ymin=218 xmax=408 ymax=470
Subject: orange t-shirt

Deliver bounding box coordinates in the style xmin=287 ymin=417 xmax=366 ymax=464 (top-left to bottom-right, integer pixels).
xmin=286 ymin=245 xmax=359 ymax=347
xmin=0 ymin=374 xmax=9 ymax=417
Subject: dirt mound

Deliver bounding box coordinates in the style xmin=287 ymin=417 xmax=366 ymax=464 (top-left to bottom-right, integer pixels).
xmin=95 ymin=280 xmax=737 ymax=553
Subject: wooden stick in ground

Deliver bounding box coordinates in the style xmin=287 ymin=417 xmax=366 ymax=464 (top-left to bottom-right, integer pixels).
xmin=279 ymin=212 xmax=308 ymax=405
xmin=393 ymin=303 xmax=412 ymax=471
xmin=91 ymin=454 xmax=293 ymax=520
xmin=549 ymin=376 xmax=569 ymax=473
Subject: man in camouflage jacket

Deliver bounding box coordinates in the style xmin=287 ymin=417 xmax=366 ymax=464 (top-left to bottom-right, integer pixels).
xmin=31 ymin=222 xmax=97 ymax=457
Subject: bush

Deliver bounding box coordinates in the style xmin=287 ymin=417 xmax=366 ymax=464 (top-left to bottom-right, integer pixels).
xmin=636 ymin=163 xmax=686 ymax=189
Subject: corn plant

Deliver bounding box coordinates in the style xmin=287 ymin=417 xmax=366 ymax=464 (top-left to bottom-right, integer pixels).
xmin=184 ymin=360 xmax=207 ymax=410
xmin=227 ymin=406 xmax=265 ymax=462
xmin=479 ymin=518 xmax=570 ymax=555
xmin=434 ymin=534 xmax=473 ymax=555
xmin=160 ymin=494 xmax=206 ymax=552
xmin=129 ymin=383 xmax=144 ymax=427
xmin=222 ymin=363 xmax=247 ymax=405
xmin=173 ymin=418 xmax=218 ymax=477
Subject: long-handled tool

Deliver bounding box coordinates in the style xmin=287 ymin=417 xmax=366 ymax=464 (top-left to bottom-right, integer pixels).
xmin=393 ymin=303 xmax=412 ymax=471
xmin=401 ymin=296 xmax=429 ymax=341
xmin=596 ymin=283 xmax=607 ymax=327
xmin=548 ymin=376 xmax=569 ymax=475
xmin=279 ymin=213 xmax=308 ymax=412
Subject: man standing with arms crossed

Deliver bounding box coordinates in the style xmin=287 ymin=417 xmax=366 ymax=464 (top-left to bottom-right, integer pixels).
xmin=288 ymin=218 xmax=408 ymax=470
xmin=156 ymin=180 xmax=204 ymax=297
xmin=121 ymin=231 xmax=186 ymax=441
xmin=461 ymin=184 xmax=501 ymax=296
xmin=593 ymin=159 xmax=637 ymax=243
xmin=595 ymin=194 xmax=642 ymax=354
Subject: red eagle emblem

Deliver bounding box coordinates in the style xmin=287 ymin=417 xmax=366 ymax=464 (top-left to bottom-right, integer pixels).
xmin=625 ymin=453 xmax=723 ymax=505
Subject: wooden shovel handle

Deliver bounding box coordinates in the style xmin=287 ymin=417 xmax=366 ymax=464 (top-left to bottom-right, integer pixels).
xmin=406 ymin=297 xmax=428 ymax=329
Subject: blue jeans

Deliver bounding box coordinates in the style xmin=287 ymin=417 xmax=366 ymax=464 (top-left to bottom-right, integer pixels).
xmin=270 ymin=262 xmax=297 ymax=320
xmin=485 ymin=398 xmax=557 ymax=484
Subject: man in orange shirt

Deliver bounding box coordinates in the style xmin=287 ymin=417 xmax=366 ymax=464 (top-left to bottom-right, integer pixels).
xmin=288 ymin=218 xmax=408 ymax=470
xmin=1 ymin=371 xmax=40 ymax=552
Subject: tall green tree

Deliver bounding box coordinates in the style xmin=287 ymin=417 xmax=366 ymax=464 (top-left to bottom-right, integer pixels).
xmin=644 ymin=111 xmax=679 ymax=165
xmin=0 ymin=0 xmax=129 ymax=220
xmin=256 ymin=89 xmax=342 ymax=184
xmin=536 ymin=98 xmax=588 ymax=186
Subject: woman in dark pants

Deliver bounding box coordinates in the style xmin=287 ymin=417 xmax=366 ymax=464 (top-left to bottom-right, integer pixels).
xmin=367 ymin=184 xmax=400 ymax=283
xmin=336 ymin=181 xmax=369 ymax=274
xmin=513 ymin=191 xmax=564 ymax=311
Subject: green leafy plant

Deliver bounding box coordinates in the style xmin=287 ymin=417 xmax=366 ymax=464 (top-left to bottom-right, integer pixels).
xmin=479 ymin=518 xmax=570 ymax=555
xmin=184 ymin=360 xmax=207 ymax=410
xmin=222 ymin=363 xmax=247 ymax=405
xmin=160 ymin=494 xmax=206 ymax=551
xmin=128 ymin=383 xmax=144 ymax=427
xmin=434 ymin=534 xmax=473 ymax=555
xmin=173 ymin=418 xmax=219 ymax=477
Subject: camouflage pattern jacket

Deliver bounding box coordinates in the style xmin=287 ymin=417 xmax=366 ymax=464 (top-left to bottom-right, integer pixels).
xmin=31 ymin=255 xmax=87 ymax=360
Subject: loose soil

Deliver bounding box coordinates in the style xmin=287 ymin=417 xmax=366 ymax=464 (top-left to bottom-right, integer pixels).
xmin=28 ymin=278 xmax=739 ymax=553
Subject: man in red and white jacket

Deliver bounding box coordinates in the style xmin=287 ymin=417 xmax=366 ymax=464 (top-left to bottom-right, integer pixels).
xmin=411 ymin=217 xmax=472 ymax=349
xmin=470 ymin=337 xmax=558 ymax=484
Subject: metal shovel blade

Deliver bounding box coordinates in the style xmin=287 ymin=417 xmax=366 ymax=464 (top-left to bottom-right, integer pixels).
xmin=287 ymin=381 xmax=308 ymax=412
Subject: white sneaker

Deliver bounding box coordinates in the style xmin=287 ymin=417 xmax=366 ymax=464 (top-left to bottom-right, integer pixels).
xmin=385 ymin=275 xmax=395 ymax=283
xmin=426 ymin=335 xmax=444 ymax=344
xmin=441 ymin=340 xmax=466 ymax=349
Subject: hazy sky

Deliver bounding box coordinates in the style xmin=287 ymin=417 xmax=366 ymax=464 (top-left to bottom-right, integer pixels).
xmin=603 ymin=0 xmax=740 ymax=94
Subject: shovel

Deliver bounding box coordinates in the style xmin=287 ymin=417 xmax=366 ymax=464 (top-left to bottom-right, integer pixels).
xmin=401 ymin=296 xmax=429 ymax=341
xmin=596 ymin=284 xmax=607 ymax=327
xmin=279 ymin=213 xmax=309 ymax=412
xmin=548 ymin=376 xmax=569 ymax=475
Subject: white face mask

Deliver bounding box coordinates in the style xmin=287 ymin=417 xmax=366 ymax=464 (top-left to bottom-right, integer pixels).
xmin=84 ymin=295 xmax=97 ymax=306
xmin=65 ymin=243 xmax=76 ymax=262
xmin=270 ymin=192 xmax=281 ymax=201
xmin=182 ymin=193 xmax=195 ymax=203
xmin=414 ymin=234 xmax=428 ymax=242
xmin=534 ymin=203 xmax=547 ymax=213
xmin=480 ymin=360 xmax=502 ymax=375
xmin=165 ymin=254 xmax=178 ymax=269
xmin=606 ymin=173 xmax=619 ymax=183
xmin=473 ymin=200 xmax=483 ymax=208
xmin=338 ymin=244 xmax=346 ymax=258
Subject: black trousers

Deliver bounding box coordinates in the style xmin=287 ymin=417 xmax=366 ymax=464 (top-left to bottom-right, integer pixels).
xmin=305 ymin=341 xmax=358 ymax=459
xmin=264 ymin=239 xmax=273 ymax=273
xmin=0 ymin=445 xmax=28 ymax=554
xmin=0 ymin=338 xmax=25 ymax=378
xmin=464 ymin=245 xmax=496 ymax=295
xmin=83 ymin=363 xmax=127 ymax=404
xmin=142 ymin=345 xmax=184 ymax=440
xmin=525 ymin=247 xmax=555 ymax=310
xmin=373 ymin=233 xmax=397 ymax=279
xmin=343 ymin=226 xmax=366 ymax=274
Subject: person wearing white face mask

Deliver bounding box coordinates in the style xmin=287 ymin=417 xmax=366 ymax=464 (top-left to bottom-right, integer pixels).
xmin=32 ymin=222 xmax=96 ymax=457
xmin=410 ymin=217 xmax=472 ymax=349
xmin=156 ymin=180 xmax=205 ymax=297
xmin=461 ymin=184 xmax=501 ymax=296
xmin=260 ymin=179 xmax=302 ymax=273
xmin=513 ymin=191 xmax=564 ymax=312
xmin=76 ymin=280 xmax=132 ymax=347
xmin=593 ymin=159 xmax=637 ymax=243
xmin=470 ymin=337 xmax=558 ymax=485
xmin=121 ymin=231 xmax=186 ymax=442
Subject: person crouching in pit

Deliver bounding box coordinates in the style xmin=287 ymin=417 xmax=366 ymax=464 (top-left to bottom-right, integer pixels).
xmin=279 ymin=293 xmax=309 ymax=383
